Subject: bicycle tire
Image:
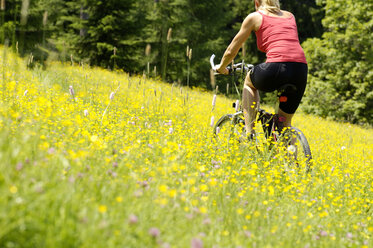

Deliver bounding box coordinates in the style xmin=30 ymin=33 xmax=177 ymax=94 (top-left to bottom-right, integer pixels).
xmin=213 ymin=113 xmax=245 ymax=146
xmin=279 ymin=127 xmax=313 ymax=172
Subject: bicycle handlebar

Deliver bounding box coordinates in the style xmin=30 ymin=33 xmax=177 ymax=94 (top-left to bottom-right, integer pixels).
xmin=210 ymin=54 xmax=254 ymax=75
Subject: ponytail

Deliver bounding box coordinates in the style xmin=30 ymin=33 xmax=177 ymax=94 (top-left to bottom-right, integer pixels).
xmin=258 ymin=0 xmax=281 ymax=14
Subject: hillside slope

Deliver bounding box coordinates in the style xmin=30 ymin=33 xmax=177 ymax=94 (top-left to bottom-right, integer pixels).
xmin=0 ymin=47 xmax=372 ymax=247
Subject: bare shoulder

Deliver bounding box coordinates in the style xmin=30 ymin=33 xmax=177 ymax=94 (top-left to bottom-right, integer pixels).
xmin=246 ymin=11 xmax=262 ymax=21
xmin=281 ymin=10 xmax=294 ymax=18
xmin=243 ymin=12 xmax=262 ymax=31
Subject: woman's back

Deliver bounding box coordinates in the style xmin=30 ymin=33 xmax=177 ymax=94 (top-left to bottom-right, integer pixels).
xmin=255 ymin=10 xmax=307 ymax=64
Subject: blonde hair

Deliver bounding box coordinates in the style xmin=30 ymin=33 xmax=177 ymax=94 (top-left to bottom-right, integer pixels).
xmin=257 ymin=0 xmax=281 ymax=14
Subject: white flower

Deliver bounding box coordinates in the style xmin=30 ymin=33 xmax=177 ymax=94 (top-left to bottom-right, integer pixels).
xmin=212 ymin=94 xmax=217 ymax=108
xmin=69 ymin=86 xmax=75 ymax=96
xmin=287 ymin=145 xmax=296 ymax=154
xmin=23 ymin=90 xmax=28 ymax=96
xmin=84 ymin=109 xmax=89 ymax=116
xmin=210 ymin=116 xmax=215 ymax=127
xmin=109 ymin=92 xmax=115 ymax=100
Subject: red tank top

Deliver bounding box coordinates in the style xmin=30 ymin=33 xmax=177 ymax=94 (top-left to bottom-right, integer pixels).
xmin=255 ymin=11 xmax=307 ymax=64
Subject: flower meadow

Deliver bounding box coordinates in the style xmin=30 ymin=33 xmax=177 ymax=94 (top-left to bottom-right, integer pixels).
xmin=0 ymin=47 xmax=372 ymax=248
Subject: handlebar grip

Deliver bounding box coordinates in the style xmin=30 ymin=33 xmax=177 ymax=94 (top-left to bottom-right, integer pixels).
xmin=210 ymin=54 xmax=253 ymax=75
xmin=210 ymin=54 xmax=216 ymax=71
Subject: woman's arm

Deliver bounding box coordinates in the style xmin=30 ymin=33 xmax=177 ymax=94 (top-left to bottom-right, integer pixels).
xmin=216 ymin=13 xmax=258 ymax=74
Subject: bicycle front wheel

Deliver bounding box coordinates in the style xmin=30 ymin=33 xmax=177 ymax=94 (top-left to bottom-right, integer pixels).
xmin=213 ymin=113 xmax=245 ymax=147
xmin=279 ymin=127 xmax=313 ymax=172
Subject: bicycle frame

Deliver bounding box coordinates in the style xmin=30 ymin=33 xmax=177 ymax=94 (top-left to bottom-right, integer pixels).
xmin=211 ymin=54 xmax=312 ymax=170
xmin=211 ymin=54 xmax=292 ymax=138
xmin=230 ymin=89 xmax=285 ymax=141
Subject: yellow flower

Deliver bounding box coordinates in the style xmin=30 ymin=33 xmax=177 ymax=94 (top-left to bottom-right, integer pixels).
xmin=209 ymin=179 xmax=217 ymax=186
xmin=116 ymin=197 xmax=123 ymax=203
xmin=191 ymin=199 xmax=198 ymax=206
xmin=168 ymin=189 xmax=177 ymax=198
xmin=158 ymin=184 xmax=168 ymax=193
xmin=10 ymin=186 xmax=18 ymax=194
xmin=200 ymin=184 xmax=208 ymax=192
xmin=319 ymin=211 xmax=328 ymax=218
xmin=199 ymin=207 xmax=208 ymax=214
xmin=98 ymin=205 xmax=107 ymax=213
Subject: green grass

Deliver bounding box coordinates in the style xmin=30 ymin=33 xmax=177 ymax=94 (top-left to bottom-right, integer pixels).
xmin=0 ymin=47 xmax=372 ymax=248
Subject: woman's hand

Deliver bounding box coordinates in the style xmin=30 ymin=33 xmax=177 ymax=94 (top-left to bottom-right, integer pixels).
xmin=215 ymin=64 xmax=229 ymax=75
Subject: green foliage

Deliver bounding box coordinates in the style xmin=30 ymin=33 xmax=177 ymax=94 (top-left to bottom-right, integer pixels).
xmin=53 ymin=0 xmax=146 ymax=69
xmin=302 ymin=0 xmax=373 ymax=125
xmin=6 ymin=0 xmax=372 ymax=124
xmin=1 ymin=0 xmax=324 ymax=86
xmin=281 ymin=0 xmax=324 ymax=42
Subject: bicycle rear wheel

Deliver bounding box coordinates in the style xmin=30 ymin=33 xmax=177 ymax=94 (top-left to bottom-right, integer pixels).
xmin=213 ymin=114 xmax=245 ymax=147
xmin=279 ymin=127 xmax=312 ymax=172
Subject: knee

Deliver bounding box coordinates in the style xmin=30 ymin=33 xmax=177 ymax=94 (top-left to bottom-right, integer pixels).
xmin=244 ymin=74 xmax=256 ymax=89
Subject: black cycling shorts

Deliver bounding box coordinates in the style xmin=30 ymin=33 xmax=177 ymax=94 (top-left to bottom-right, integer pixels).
xmin=249 ymin=62 xmax=308 ymax=114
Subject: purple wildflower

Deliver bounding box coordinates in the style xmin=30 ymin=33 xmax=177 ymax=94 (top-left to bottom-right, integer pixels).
xmin=149 ymin=227 xmax=160 ymax=238
xmin=128 ymin=214 xmax=138 ymax=225
xmin=191 ymin=237 xmax=203 ymax=248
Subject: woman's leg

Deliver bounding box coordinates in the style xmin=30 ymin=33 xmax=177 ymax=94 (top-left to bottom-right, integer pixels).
xmin=278 ymin=108 xmax=294 ymax=128
xmin=242 ymin=74 xmax=260 ymax=136
xmin=277 ymin=63 xmax=307 ymax=129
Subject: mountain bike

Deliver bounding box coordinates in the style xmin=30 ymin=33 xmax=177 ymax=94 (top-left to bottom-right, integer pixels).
xmin=210 ymin=54 xmax=312 ymax=172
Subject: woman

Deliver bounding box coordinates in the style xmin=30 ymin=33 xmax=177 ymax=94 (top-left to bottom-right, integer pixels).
xmin=216 ymin=0 xmax=307 ymax=139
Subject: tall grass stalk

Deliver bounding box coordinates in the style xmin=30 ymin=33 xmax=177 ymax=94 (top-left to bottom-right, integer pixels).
xmin=101 ymin=83 xmax=121 ymax=123
xmin=2 ymin=40 xmax=8 ymax=100
xmin=186 ymin=46 xmax=192 ymax=87
xmin=0 ymin=0 xmax=4 ymax=44
xmin=41 ymin=11 xmax=48 ymax=64
xmin=145 ymin=44 xmax=151 ymax=77
xmin=161 ymin=28 xmax=172 ymax=80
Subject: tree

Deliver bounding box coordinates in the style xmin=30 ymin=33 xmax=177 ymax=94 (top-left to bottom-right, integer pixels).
xmin=1 ymin=0 xmax=61 ymax=61
xmin=302 ymin=0 xmax=373 ymax=124
xmin=49 ymin=0 xmax=147 ymax=69
xmin=141 ymin=0 xmax=232 ymax=86
xmin=281 ymin=0 xmax=324 ymax=42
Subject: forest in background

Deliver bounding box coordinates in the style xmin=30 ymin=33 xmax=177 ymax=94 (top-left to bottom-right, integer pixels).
xmin=0 ymin=0 xmax=372 ymax=124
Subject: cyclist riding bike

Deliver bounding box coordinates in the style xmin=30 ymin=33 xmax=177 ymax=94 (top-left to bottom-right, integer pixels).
xmin=215 ymin=0 xmax=308 ymax=140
